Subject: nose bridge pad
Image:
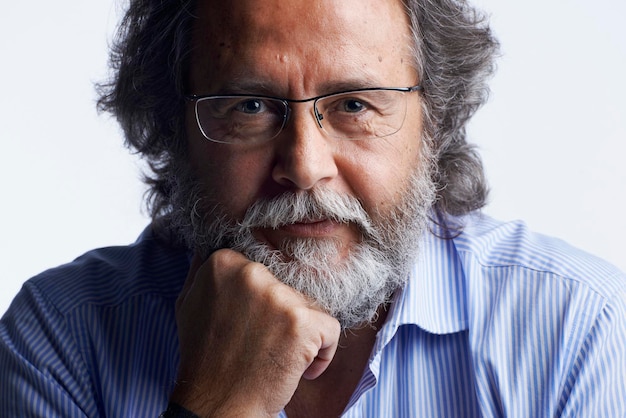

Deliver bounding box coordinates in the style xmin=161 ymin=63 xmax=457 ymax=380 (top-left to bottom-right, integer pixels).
xmin=282 ymin=100 xmax=325 ymax=136
xmin=281 ymin=103 xmax=291 ymax=134
xmin=272 ymin=98 xmax=339 ymax=189
xmin=313 ymin=100 xmax=324 ymax=129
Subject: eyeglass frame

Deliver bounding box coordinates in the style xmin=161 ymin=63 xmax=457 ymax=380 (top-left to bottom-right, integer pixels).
xmin=185 ymin=84 xmax=424 ymax=144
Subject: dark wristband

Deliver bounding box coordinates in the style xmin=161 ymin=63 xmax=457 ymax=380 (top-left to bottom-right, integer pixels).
xmin=159 ymin=402 xmax=200 ymax=418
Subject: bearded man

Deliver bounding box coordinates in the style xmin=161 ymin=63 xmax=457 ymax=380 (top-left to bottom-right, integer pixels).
xmin=2 ymin=0 xmax=625 ymax=417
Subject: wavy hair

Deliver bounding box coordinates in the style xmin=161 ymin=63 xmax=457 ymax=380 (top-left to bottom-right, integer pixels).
xmin=98 ymin=0 xmax=498 ymax=226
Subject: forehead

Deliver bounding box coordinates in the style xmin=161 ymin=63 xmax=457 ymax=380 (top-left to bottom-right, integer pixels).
xmin=189 ymin=0 xmax=416 ymax=95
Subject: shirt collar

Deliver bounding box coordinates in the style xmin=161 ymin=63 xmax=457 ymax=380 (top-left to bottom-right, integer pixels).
xmin=381 ymin=230 xmax=470 ymax=340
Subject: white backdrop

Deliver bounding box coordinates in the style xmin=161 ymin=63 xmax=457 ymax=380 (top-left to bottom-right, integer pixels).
xmin=1 ymin=0 xmax=625 ymax=314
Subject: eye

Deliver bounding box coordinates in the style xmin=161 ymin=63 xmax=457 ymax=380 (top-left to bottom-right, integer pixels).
xmin=342 ymin=98 xmax=366 ymax=113
xmin=234 ymin=99 xmax=265 ymax=114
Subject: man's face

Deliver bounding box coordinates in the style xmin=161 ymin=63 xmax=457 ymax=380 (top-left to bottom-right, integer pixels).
xmin=181 ymin=0 xmax=434 ymax=327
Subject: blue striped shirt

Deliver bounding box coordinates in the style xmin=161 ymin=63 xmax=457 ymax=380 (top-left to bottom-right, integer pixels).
xmin=2 ymin=214 xmax=625 ymax=417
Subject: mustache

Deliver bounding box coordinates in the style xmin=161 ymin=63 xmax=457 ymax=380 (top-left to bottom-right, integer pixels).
xmin=238 ymin=187 xmax=378 ymax=238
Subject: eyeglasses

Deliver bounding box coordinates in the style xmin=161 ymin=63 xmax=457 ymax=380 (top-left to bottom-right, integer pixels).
xmin=186 ymin=85 xmax=423 ymax=144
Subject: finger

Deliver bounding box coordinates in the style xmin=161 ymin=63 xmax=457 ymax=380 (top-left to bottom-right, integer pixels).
xmin=302 ymin=315 xmax=341 ymax=380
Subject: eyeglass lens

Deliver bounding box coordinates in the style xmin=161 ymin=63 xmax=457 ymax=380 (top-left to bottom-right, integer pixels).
xmin=194 ymin=89 xmax=409 ymax=144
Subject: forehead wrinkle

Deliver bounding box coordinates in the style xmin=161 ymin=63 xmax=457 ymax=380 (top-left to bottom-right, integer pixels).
xmin=190 ymin=0 xmax=417 ymax=95
xmin=204 ymin=73 xmax=395 ymax=98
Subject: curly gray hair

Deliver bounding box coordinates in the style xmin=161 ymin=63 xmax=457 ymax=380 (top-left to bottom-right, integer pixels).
xmin=98 ymin=0 xmax=499 ymax=231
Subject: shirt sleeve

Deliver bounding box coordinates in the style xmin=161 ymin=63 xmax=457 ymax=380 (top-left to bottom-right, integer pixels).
xmin=0 ymin=281 xmax=99 ymax=417
xmin=557 ymin=285 xmax=626 ymax=417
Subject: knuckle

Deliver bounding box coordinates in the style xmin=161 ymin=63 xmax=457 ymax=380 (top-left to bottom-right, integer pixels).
xmin=301 ymin=344 xmax=319 ymax=365
xmin=283 ymin=306 xmax=321 ymax=340
xmin=239 ymin=260 xmax=269 ymax=280
xmin=239 ymin=262 xmax=275 ymax=292
xmin=206 ymin=248 xmax=237 ymax=271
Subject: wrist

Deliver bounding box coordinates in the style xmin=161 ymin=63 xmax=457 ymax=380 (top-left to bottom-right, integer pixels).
xmin=169 ymin=378 xmax=278 ymax=418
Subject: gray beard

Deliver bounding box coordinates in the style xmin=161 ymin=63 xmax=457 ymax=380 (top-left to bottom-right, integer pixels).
xmin=169 ymin=145 xmax=436 ymax=329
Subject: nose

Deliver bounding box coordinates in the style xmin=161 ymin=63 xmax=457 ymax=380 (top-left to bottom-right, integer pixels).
xmin=271 ymin=106 xmax=338 ymax=190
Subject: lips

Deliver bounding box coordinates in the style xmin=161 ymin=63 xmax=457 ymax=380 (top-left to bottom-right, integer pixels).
xmin=251 ymin=218 xmax=352 ymax=247
xmin=276 ymin=219 xmax=340 ymax=237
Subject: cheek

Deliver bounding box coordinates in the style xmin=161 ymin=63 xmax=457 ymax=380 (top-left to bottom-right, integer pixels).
xmin=186 ymin=120 xmax=272 ymax=218
xmin=204 ymin=154 xmax=272 ymax=218
xmin=338 ymin=133 xmax=421 ymax=215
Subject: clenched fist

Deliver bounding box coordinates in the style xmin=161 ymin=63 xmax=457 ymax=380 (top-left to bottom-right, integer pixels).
xmin=170 ymin=249 xmax=341 ymax=417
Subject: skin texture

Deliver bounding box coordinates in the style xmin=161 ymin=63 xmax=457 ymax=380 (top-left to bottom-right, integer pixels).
xmin=172 ymin=0 xmax=424 ymax=416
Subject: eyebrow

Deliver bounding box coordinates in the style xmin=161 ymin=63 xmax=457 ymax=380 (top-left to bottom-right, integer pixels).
xmin=211 ymin=80 xmax=277 ymax=96
xmin=208 ymin=76 xmax=388 ymax=100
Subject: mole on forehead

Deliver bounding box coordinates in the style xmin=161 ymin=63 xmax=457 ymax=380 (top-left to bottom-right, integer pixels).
xmin=191 ymin=45 xmax=413 ymax=95
xmin=190 ymin=3 xmax=414 ymax=93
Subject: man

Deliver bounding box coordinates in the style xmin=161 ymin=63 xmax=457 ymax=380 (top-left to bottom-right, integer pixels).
xmin=1 ymin=0 xmax=625 ymax=417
